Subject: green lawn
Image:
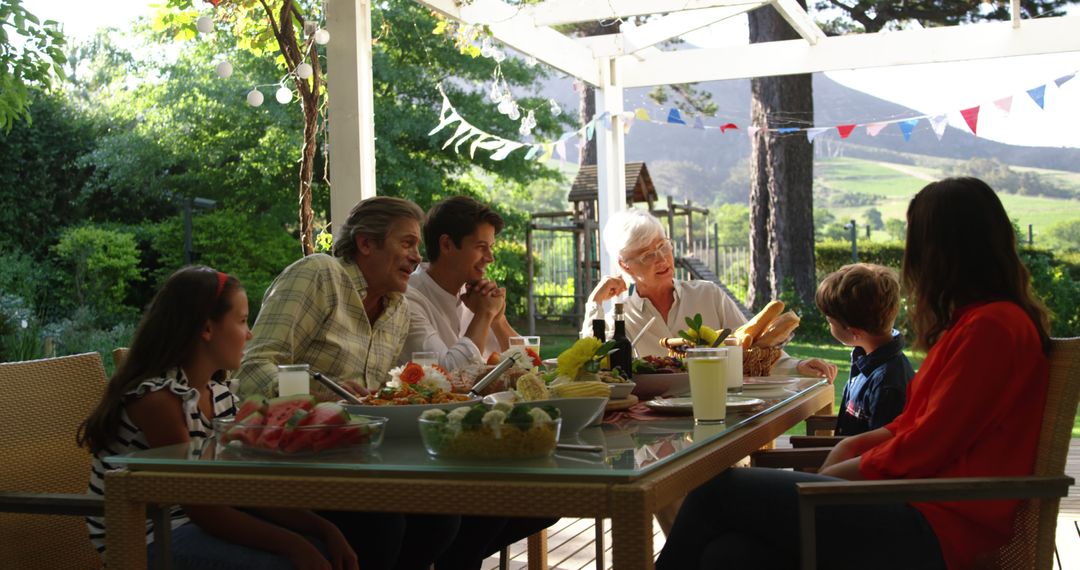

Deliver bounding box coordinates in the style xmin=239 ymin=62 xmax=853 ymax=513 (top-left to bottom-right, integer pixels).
xmin=541 ymin=336 xmax=1079 ymax=437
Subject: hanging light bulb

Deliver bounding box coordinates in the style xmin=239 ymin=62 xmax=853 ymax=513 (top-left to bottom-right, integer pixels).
xmin=246 ymin=89 xmax=264 ymax=107
xmin=276 ymin=86 xmax=294 ymax=104
xmin=489 ymin=82 xmax=503 ymax=102
xmin=480 ymin=37 xmax=493 ymax=58
xmin=549 ymin=99 xmax=562 ymax=117
xmin=313 ymin=29 xmax=331 ymax=45
xmin=507 ymin=102 xmax=520 ymax=121
xmin=295 ymin=62 xmax=313 ymax=79
xmin=518 ymin=121 xmax=532 ymax=136
xmin=196 ymin=16 xmax=214 ymax=34
xmin=491 ymin=49 xmax=506 ymax=63
xmin=215 ymin=61 xmax=233 ymax=79
xmin=497 ymin=99 xmax=513 ymax=115
xmin=525 ymin=109 xmax=537 ymax=129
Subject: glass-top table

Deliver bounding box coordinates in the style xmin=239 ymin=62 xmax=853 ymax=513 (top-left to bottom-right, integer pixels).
xmin=104 ymin=378 xmax=831 ymax=570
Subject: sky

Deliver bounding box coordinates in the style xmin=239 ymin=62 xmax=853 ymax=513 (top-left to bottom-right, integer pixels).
xmin=20 ymin=0 xmax=1080 ymax=149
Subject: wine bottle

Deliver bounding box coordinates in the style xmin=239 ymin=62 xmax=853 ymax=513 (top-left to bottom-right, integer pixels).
xmin=610 ymin=303 xmax=633 ymax=378
xmin=592 ymin=319 xmax=606 ymax=342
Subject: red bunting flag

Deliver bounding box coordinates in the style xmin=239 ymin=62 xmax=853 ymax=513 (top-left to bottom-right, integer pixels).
xmin=719 ymin=123 xmax=738 ymax=133
xmin=208 ymin=0 xmax=221 ymax=5
xmin=960 ymin=106 xmax=980 ymax=135
xmin=836 ymin=124 xmax=856 ymax=139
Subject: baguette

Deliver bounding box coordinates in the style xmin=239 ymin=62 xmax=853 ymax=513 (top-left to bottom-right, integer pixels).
xmin=733 ymin=300 xmax=785 ymax=348
xmin=753 ymin=311 xmax=800 ymax=347
xmin=660 ymin=337 xmax=692 ymax=351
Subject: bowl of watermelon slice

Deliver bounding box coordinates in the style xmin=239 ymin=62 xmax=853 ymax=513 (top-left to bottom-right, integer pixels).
xmin=215 ymin=394 xmax=387 ymax=455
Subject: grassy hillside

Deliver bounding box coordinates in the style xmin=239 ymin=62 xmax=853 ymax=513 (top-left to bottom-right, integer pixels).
xmin=815 ymin=156 xmax=1080 ymax=242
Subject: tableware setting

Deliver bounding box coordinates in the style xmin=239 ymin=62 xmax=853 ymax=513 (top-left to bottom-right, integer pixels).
xmin=483 ymin=391 xmax=606 ymax=435
xmin=214 ymin=406 xmax=387 ymax=456
xmin=641 ymin=395 xmax=766 ymax=415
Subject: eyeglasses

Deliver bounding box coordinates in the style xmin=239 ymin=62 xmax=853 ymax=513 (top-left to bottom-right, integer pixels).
xmin=628 ymin=239 xmax=673 ymax=266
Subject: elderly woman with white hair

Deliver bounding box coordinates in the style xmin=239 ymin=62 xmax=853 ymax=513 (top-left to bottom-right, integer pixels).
xmin=581 ymin=209 xmax=837 ymax=381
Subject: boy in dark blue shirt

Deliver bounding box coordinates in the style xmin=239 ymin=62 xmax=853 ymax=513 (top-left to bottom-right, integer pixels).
xmin=815 ymin=263 xmax=914 ymax=435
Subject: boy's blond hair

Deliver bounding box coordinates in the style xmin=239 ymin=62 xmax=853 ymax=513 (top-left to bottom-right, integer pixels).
xmin=815 ymin=263 xmax=900 ymax=335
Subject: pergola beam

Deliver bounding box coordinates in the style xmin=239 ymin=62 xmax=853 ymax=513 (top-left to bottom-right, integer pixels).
xmin=620 ymin=16 xmax=1080 ymax=87
xmin=770 ymin=0 xmax=826 ymax=44
xmin=421 ymin=0 xmax=601 ymax=85
xmin=527 ymin=0 xmax=766 ymax=27
xmin=622 ymin=5 xmax=762 ymax=53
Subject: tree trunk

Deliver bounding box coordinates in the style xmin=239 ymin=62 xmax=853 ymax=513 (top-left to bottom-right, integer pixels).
xmin=747 ymin=2 xmax=816 ymax=309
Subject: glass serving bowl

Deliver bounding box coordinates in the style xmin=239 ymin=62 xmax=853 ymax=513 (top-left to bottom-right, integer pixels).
xmin=213 ymin=415 xmax=387 ymax=455
xmin=418 ymin=416 xmax=561 ymax=460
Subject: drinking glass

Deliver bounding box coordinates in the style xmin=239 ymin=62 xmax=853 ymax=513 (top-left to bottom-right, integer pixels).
xmin=722 ymin=340 xmax=744 ymax=392
xmin=509 ymin=336 xmax=541 ymax=354
xmin=277 ymin=364 xmax=310 ymax=397
xmin=686 ymin=347 xmax=728 ymax=423
xmin=412 ymin=351 xmax=438 ymax=366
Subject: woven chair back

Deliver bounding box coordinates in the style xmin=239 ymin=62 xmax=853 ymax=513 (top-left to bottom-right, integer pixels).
xmin=986 ymin=337 xmax=1080 ymax=570
xmin=0 ymin=352 xmax=108 ymax=569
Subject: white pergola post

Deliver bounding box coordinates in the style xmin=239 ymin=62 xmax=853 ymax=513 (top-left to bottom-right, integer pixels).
xmin=327 ymin=0 xmax=377 ymax=228
xmin=595 ymin=56 xmax=627 ymax=278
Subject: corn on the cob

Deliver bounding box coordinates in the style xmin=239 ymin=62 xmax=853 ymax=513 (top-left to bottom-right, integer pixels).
xmin=551 ymin=381 xmax=611 ymax=398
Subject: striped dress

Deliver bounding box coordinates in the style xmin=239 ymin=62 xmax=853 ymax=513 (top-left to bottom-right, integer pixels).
xmin=86 ymin=369 xmax=236 ymax=555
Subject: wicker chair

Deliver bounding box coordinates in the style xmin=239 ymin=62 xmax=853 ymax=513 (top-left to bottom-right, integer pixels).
xmin=0 ymin=353 xmax=109 ymax=569
xmin=795 ymin=337 xmax=1080 ymax=570
xmin=111 ymin=347 xmax=129 ymax=371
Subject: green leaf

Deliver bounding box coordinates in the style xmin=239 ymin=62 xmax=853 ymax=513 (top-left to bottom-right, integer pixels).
xmin=693 ymin=313 xmax=703 ymax=329
xmin=678 ymin=331 xmax=694 ymax=342
xmin=684 ymin=316 xmax=695 ymax=329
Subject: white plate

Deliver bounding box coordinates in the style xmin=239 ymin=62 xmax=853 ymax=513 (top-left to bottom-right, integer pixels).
xmin=482 ymin=393 xmax=608 ymax=437
xmin=345 ymin=400 xmax=477 ymax=438
xmin=643 ymin=396 xmax=765 ymax=415
xmin=741 ymin=376 xmax=802 ymax=389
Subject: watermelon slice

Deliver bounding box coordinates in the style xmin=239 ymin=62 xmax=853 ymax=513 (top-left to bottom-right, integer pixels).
xmin=276 ymin=409 xmax=313 ymax=452
xmin=253 ymin=395 xmax=316 ymax=450
xmin=225 ymin=411 xmax=265 ymax=446
xmin=294 ymin=403 xmax=351 ymax=453
xmin=235 ymin=395 xmax=268 ymax=422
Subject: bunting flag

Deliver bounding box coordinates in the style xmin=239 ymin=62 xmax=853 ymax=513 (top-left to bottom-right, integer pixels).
xmin=960 ymin=106 xmax=980 ymax=134
xmin=993 ymin=96 xmax=1013 ymax=114
xmin=431 ymin=69 xmax=1075 ymax=163
xmin=899 ymin=119 xmax=919 ymax=141
xmin=929 ymin=114 xmax=949 ymax=141
xmin=865 ymin=122 xmax=888 ymax=136
xmin=667 ymin=108 xmax=686 ymax=125
xmin=1026 ymin=85 xmax=1046 ymax=109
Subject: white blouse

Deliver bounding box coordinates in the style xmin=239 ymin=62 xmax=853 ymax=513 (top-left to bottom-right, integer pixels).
xmin=581 ymin=279 xmax=799 ymax=375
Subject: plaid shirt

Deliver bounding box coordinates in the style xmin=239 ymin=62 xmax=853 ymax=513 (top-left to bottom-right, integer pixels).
xmin=235 ymin=254 xmax=408 ymax=398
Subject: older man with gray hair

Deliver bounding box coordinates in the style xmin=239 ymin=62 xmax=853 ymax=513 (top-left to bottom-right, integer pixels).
xmin=236 ymin=195 xmax=425 ymax=399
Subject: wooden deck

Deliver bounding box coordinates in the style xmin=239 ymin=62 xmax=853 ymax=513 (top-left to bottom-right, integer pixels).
xmin=485 ymin=437 xmax=1080 ymax=570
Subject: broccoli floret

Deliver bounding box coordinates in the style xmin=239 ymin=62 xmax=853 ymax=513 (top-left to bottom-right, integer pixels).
xmin=461 ymin=405 xmax=487 ymax=428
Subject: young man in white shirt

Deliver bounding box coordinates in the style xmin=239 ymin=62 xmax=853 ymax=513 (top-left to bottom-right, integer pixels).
xmin=403 ymin=196 xmax=519 ymax=370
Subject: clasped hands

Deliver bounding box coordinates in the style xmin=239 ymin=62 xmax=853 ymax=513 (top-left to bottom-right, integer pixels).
xmin=461 ymin=278 xmax=507 ymax=318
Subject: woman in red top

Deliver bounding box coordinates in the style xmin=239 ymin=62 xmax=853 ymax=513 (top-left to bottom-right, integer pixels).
xmin=656 ymin=177 xmax=1051 ymax=570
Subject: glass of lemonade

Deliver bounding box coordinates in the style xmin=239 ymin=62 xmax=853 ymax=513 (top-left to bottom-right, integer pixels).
xmin=686 ymin=347 xmax=728 ymax=423
xmin=277 ymin=364 xmax=310 ymax=397
xmin=412 ymin=351 xmax=439 ymax=366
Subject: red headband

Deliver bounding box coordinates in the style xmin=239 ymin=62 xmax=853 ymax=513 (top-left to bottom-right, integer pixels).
xmin=214 ymin=271 xmax=228 ymax=300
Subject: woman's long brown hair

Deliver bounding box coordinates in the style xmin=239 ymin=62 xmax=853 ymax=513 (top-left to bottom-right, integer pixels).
xmin=77 ymin=266 xmax=240 ymax=454
xmin=901 ymin=177 xmax=1050 ymax=352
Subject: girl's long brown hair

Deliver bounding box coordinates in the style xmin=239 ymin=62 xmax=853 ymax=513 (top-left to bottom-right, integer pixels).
xmin=901 ymin=177 xmax=1050 ymax=352
xmin=78 ymin=266 xmax=240 ymax=454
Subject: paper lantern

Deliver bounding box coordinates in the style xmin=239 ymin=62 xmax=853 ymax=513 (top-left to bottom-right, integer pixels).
xmin=196 ymin=16 xmax=214 ymax=34
xmin=276 ymin=86 xmax=294 ymax=104
xmin=215 ymin=61 xmax=233 ymax=79
xmin=314 ymin=29 xmax=330 ymax=45
xmin=246 ymin=89 xmax=264 ymax=107
xmin=295 ymin=62 xmax=313 ymax=79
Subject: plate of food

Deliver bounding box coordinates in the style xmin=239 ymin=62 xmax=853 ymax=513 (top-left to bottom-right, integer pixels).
xmin=642 ymin=396 xmax=765 ymax=415
xmin=346 ymin=362 xmax=476 ymax=438
xmin=484 ymin=391 xmax=606 ymax=437
xmin=216 ymin=397 xmax=386 ymax=455
xmin=630 ymin=356 xmax=690 ymax=399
